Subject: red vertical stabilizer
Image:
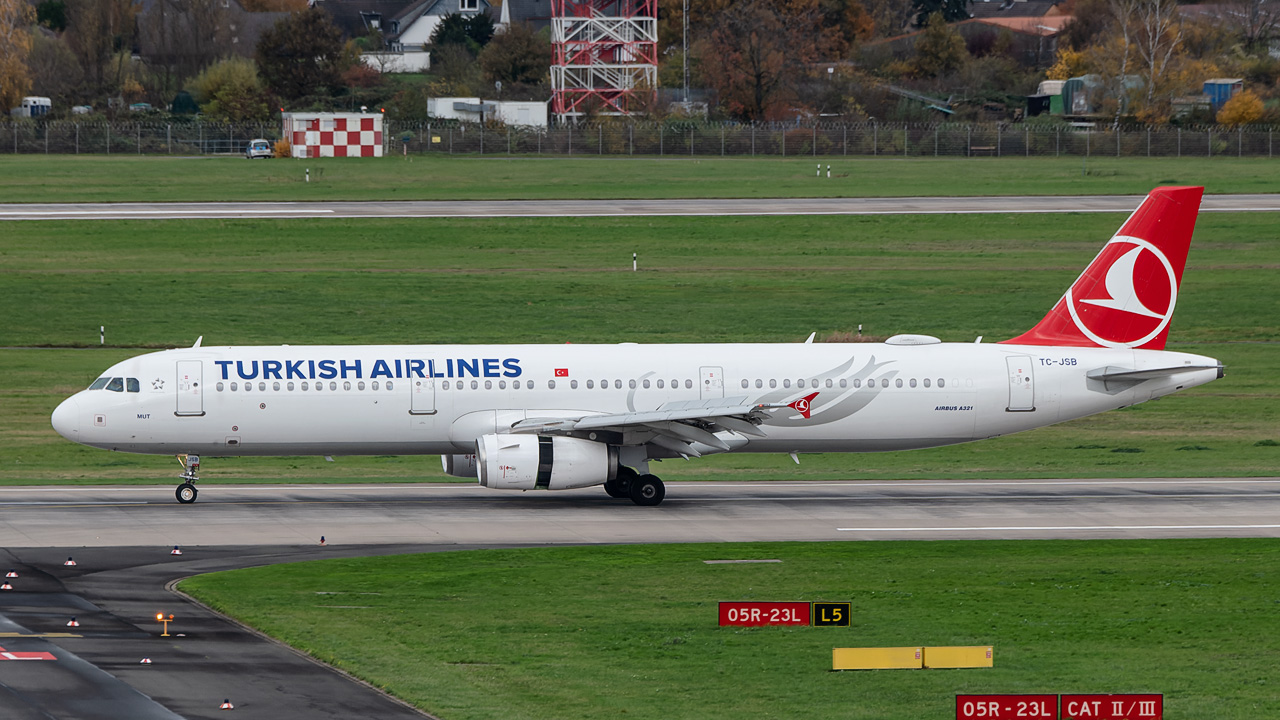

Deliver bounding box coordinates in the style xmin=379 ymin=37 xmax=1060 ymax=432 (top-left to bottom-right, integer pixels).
xmin=1001 ymin=186 xmax=1203 ymax=350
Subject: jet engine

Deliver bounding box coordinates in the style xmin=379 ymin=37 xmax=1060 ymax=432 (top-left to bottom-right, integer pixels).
xmin=475 ymin=434 xmax=617 ymax=490
xmin=441 ymin=453 xmax=479 ymax=478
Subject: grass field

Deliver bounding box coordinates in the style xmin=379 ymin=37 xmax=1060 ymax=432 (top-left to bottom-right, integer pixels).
xmin=2 ymin=155 xmax=1280 ymax=202
xmin=3 ymin=212 xmax=1276 ymax=484
xmin=178 ymin=539 xmax=1280 ymax=720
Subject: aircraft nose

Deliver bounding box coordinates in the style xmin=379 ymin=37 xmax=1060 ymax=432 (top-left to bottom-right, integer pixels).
xmin=51 ymin=395 xmax=80 ymax=440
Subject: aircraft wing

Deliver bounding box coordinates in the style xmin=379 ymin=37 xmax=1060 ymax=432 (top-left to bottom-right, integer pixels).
xmin=511 ymin=396 xmax=785 ymax=457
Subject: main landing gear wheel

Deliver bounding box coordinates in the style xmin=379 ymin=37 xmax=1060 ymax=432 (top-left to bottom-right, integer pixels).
xmin=629 ymin=474 xmax=665 ymax=506
xmin=176 ymin=483 xmax=198 ymax=504
xmin=605 ymin=467 xmax=638 ymax=499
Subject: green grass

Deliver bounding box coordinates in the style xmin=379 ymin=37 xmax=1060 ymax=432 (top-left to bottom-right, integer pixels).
xmin=2 ymin=155 xmax=1280 ymax=202
xmin=2 ymin=212 xmax=1276 ymax=484
xmin=178 ymin=539 xmax=1280 ymax=720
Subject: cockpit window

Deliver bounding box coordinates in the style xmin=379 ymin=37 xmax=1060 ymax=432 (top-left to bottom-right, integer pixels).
xmin=126 ymin=378 xmax=140 ymax=393
xmin=89 ymin=377 xmax=110 ymax=390
xmin=105 ymin=377 xmax=124 ymax=392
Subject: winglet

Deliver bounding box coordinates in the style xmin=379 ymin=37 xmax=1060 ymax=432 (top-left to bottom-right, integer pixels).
xmin=1002 ymin=186 xmax=1203 ymax=350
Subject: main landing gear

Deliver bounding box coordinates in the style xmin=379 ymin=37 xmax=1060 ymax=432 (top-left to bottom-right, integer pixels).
xmin=176 ymin=454 xmax=199 ymax=504
xmin=604 ymin=466 xmax=665 ymax=506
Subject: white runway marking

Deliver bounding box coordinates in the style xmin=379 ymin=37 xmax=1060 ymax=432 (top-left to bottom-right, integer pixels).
xmin=838 ymin=524 xmax=1280 ymax=532
xmin=0 ymin=209 xmax=335 ymax=217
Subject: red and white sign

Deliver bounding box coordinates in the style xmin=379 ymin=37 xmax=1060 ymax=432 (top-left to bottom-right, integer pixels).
xmin=1060 ymin=695 xmax=1162 ymax=720
xmin=957 ymin=695 xmax=1058 ymax=719
xmin=554 ymin=368 xmax=569 ymax=377
xmin=718 ymin=601 xmax=810 ymax=626
xmin=283 ymin=113 xmax=384 ymax=159
xmin=0 ymin=645 xmax=57 ymax=661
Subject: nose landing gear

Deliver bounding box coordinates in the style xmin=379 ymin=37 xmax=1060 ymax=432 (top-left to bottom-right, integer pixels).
xmin=176 ymin=454 xmax=200 ymax=504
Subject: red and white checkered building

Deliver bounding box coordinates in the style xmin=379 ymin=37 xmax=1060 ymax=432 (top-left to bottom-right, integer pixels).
xmin=282 ymin=112 xmax=384 ymax=158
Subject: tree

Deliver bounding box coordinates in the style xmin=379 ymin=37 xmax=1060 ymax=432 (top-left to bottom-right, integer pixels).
xmin=479 ymin=22 xmax=551 ymax=88
xmin=139 ymin=0 xmax=236 ymax=97
xmin=1046 ymin=46 xmax=1089 ymax=80
xmin=913 ymin=11 xmax=967 ymax=77
xmin=431 ymin=12 xmax=495 ymax=53
xmin=0 ymin=0 xmax=35 ymax=111
xmin=65 ymin=0 xmax=139 ymax=95
xmin=911 ymin=0 xmax=968 ymax=28
xmin=26 ymin=31 xmax=83 ymax=107
xmin=189 ymin=56 xmax=272 ymax=121
xmin=256 ymin=8 xmax=347 ymax=101
xmin=1217 ymin=88 xmax=1265 ymax=125
xmin=698 ymin=0 xmax=837 ymax=121
xmin=1059 ymin=0 xmax=1111 ymax=49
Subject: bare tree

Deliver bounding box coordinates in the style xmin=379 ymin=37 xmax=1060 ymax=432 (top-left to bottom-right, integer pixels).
xmin=1133 ymin=0 xmax=1182 ymax=107
xmin=139 ymin=0 xmax=233 ymax=96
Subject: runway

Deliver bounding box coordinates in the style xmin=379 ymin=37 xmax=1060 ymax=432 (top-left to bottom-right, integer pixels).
xmin=4 ymin=478 xmax=1280 ymax=547
xmin=3 ymin=194 xmax=1280 ymax=220
xmin=3 ymin=478 xmax=1278 ymax=718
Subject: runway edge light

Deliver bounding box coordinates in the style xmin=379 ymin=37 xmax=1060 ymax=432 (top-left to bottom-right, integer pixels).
xmin=833 ymin=647 xmax=923 ymax=670
xmin=923 ymin=646 xmax=994 ymax=669
xmin=220 ymin=699 xmax=234 ymax=710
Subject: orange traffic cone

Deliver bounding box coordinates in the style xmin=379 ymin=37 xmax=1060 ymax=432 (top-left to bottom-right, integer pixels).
xmin=66 ymin=618 xmax=80 ymax=627
xmin=64 ymin=557 xmax=77 ymax=567
xmin=1 ymin=582 xmax=12 ymax=591
xmin=171 ymin=546 xmax=183 ymax=556
xmin=220 ymin=699 xmax=234 ymax=709
xmin=140 ymin=658 xmax=152 ymax=664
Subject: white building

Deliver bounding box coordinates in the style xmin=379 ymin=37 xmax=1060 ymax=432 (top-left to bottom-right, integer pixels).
xmin=427 ymin=97 xmax=548 ymax=128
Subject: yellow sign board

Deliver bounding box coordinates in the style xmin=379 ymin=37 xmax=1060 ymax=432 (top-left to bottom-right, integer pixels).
xmin=832 ymin=647 xmax=922 ymax=670
xmin=923 ymin=646 xmax=994 ymax=669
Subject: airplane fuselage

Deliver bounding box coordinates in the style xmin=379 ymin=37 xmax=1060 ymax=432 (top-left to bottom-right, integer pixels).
xmin=52 ymin=341 xmax=1220 ymax=458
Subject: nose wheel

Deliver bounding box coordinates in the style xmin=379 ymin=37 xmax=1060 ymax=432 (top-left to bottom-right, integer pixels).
xmin=175 ymin=454 xmax=200 ymax=504
xmin=176 ymin=483 xmax=198 ymax=504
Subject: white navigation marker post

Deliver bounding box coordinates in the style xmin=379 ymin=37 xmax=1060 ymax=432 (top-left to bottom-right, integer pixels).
xmin=633 ymin=252 xmax=637 ymax=272
xmin=100 ymin=326 xmax=104 ymax=345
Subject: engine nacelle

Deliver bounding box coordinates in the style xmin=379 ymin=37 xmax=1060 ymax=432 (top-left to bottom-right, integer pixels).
xmin=441 ymin=453 xmax=479 ymax=478
xmin=476 ymin=434 xmax=617 ymax=490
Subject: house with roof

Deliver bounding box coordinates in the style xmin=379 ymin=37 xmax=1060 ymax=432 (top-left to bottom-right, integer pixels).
xmin=313 ymin=0 xmax=496 ymax=50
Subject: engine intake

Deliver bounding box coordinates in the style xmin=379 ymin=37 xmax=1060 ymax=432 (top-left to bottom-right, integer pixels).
xmin=476 ymin=434 xmax=617 ymax=490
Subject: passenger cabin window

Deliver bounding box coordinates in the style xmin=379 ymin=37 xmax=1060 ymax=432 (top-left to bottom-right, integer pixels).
xmin=89 ymin=377 xmax=110 ymax=390
xmin=106 ymin=377 xmax=124 ymax=392
xmin=126 ymin=378 xmax=140 ymax=392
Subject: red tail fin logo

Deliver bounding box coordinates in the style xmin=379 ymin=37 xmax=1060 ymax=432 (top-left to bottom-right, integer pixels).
xmin=1003 ymin=186 xmax=1202 ymax=350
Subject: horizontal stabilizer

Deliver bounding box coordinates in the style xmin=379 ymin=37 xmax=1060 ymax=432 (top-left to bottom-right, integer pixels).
xmin=1087 ymin=364 xmax=1224 ymax=382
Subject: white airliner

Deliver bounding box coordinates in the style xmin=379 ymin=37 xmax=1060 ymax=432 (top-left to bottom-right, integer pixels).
xmin=51 ymin=187 xmax=1222 ymax=505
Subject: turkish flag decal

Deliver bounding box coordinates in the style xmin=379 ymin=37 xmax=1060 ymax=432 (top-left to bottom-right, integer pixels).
xmin=554 ymin=368 xmax=569 ymax=377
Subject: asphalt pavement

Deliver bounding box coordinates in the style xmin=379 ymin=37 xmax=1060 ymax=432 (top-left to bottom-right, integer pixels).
xmin=3 ymin=478 xmax=1279 ymax=718
xmin=3 ymin=194 xmax=1280 ymax=220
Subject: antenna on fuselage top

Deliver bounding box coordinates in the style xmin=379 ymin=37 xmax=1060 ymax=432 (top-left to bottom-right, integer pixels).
xmin=804 ymin=332 xmax=816 ymax=344
xmin=192 ymin=336 xmax=203 ymax=348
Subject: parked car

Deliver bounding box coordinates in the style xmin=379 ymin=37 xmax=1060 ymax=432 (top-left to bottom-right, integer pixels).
xmin=245 ymin=139 xmax=273 ymax=159
xmin=128 ymin=102 xmax=154 ymax=113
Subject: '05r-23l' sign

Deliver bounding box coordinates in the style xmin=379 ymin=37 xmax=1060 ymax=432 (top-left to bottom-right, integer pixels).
xmin=718 ymin=602 xmax=811 ymax=627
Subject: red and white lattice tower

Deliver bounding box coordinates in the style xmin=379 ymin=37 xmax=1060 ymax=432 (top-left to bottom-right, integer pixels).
xmin=551 ymin=0 xmax=657 ymax=122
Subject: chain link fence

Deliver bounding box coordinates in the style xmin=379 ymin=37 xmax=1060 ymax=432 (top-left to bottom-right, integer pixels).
xmin=3 ymin=120 xmax=1278 ymax=158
